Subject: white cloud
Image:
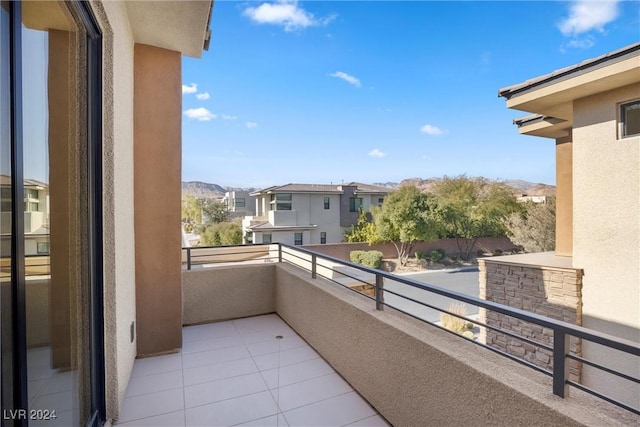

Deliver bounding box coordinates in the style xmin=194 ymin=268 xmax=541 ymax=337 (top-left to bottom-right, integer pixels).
xmin=184 ymin=108 xmax=216 ymax=121
xmin=246 ymin=121 xmax=258 ymax=129
xmin=243 ymin=0 xmax=335 ymax=32
xmin=558 ymin=0 xmax=619 ymax=36
xmin=196 ymin=92 xmax=210 ymax=100
xmin=222 ymin=114 xmax=237 ymax=120
xmin=368 ymin=148 xmax=386 ymax=158
xmin=564 ymin=37 xmax=596 ymax=50
xmin=330 ymin=71 xmax=361 ymax=88
xmin=182 ymin=83 xmax=197 ymax=94
xmin=420 ymin=124 xmax=446 ymax=136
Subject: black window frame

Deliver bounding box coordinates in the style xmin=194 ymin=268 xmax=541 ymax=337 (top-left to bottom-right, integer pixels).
xmin=294 ymin=232 xmax=303 ymax=245
xmin=349 ymin=197 xmax=363 ymax=212
xmin=320 ymin=232 xmax=326 ymax=244
xmin=620 ymin=100 xmax=640 ymax=138
xmin=323 ymin=197 xmax=330 ymax=209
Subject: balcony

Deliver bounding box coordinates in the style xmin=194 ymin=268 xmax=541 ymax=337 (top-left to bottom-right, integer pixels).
xmin=116 ymin=314 xmax=388 ymax=426
xmin=119 ymin=245 xmax=638 ymax=426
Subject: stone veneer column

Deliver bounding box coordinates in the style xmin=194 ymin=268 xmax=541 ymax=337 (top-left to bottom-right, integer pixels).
xmin=134 ymin=44 xmax=182 ymax=356
xmin=479 ymin=259 xmax=583 ymax=382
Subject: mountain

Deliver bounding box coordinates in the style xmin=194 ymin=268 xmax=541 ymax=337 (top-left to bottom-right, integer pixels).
xmin=182 ymin=177 xmax=555 ymax=199
xmin=396 ymin=177 xmax=556 ymax=196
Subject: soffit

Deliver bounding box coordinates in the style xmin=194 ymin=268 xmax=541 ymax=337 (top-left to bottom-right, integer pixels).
xmin=504 ymin=56 xmax=640 ymax=119
xmin=125 ymin=0 xmax=212 ymax=58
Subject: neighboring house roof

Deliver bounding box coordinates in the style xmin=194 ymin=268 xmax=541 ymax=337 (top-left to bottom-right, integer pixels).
xmin=251 ymin=182 xmax=391 ymax=196
xmin=0 ymin=175 xmax=49 ymax=188
xmin=248 ymin=222 xmax=317 ymax=232
xmin=498 ymin=42 xmax=640 ymax=99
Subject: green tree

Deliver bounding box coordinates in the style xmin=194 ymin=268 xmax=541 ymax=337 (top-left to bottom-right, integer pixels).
xmin=431 ymin=175 xmax=522 ymax=260
xmin=201 ymin=199 xmax=229 ymax=224
xmin=200 ymin=220 xmax=243 ymax=246
xmin=503 ymin=197 xmax=556 ymax=253
xmin=369 ymin=185 xmax=440 ymax=266
xmin=181 ymin=194 xmax=202 ymax=232
xmin=344 ymin=209 xmax=377 ymax=243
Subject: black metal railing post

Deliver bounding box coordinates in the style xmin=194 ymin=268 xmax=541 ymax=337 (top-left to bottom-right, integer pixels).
xmin=375 ymin=273 xmax=384 ymax=310
xmin=278 ymin=244 xmax=282 ymax=263
xmin=553 ymin=329 xmax=570 ymax=398
xmin=187 ymin=247 xmax=192 ymax=270
xmin=311 ymin=254 xmax=317 ymax=279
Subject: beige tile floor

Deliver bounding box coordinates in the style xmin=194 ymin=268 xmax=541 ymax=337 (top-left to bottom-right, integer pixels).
xmin=116 ymin=314 xmax=389 ymax=426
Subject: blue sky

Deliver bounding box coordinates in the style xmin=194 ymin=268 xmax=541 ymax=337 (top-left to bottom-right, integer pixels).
xmin=182 ymin=0 xmax=640 ymax=188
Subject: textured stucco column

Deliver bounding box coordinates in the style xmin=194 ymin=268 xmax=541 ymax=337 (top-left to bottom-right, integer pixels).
xmin=134 ymin=43 xmax=182 ymax=356
xmin=555 ymin=137 xmax=573 ymax=256
xmin=48 ymin=29 xmax=76 ymax=369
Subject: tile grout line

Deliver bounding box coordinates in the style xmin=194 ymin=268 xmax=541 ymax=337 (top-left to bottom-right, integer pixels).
xmin=181 ymin=346 xmax=187 ymax=427
xmin=233 ymin=317 xmax=289 ymax=425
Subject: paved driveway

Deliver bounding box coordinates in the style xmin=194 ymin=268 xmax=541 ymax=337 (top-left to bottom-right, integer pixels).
xmin=383 ymin=268 xmax=480 ymax=323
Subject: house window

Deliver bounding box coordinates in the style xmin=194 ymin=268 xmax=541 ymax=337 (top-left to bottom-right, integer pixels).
xmin=37 ymin=242 xmax=50 ymax=255
xmin=263 ymin=233 xmax=272 ymax=244
xmin=294 ymin=232 xmax=303 ymax=245
xmin=378 ymin=198 xmax=384 ymax=204
xmin=235 ymin=198 xmax=245 ymax=208
xmin=349 ymin=197 xmax=363 ymax=212
xmin=620 ymin=100 xmax=640 ymax=137
xmin=270 ymin=193 xmax=292 ymax=210
xmin=324 ymin=197 xmax=330 ymax=209
xmin=320 ymin=232 xmax=326 ymax=244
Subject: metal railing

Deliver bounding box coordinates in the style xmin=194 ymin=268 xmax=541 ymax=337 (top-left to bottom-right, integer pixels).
xmin=182 ymin=243 xmax=640 ymax=415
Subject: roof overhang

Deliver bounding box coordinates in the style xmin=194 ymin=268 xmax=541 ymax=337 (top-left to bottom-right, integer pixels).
xmin=499 ymin=43 xmax=640 ymax=139
xmin=513 ymin=115 xmax=571 ymax=139
xmin=125 ymin=1 xmax=213 ymax=58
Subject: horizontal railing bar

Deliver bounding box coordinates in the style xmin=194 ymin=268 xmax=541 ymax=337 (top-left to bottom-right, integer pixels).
xmin=567 ymin=354 xmax=640 ymax=384
xmin=380 ymin=300 xmax=554 ymax=377
xmin=567 ymin=380 xmax=640 ymax=416
xmin=379 ymin=287 xmax=554 ymax=352
xmin=278 ymin=243 xmax=640 ymax=356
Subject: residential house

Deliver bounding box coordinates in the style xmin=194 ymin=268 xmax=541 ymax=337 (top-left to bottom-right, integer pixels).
xmin=242 ymin=183 xmax=389 ymax=245
xmin=221 ymin=190 xmax=255 ymax=219
xmin=482 ymin=42 xmax=639 ymax=408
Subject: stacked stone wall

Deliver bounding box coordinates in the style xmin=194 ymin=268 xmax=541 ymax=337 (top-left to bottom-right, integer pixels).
xmin=479 ymin=260 xmax=583 ymax=382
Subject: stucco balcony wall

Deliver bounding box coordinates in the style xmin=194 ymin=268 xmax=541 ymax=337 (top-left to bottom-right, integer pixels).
xmin=183 ymin=264 xmax=276 ymax=325
xmin=181 ymin=263 xmax=632 ymax=426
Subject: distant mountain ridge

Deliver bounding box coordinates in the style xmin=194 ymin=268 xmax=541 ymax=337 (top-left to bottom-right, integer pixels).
xmin=182 ymin=181 xmax=256 ymax=199
xmin=184 ymin=177 xmax=555 ymax=199
xmin=373 ymin=177 xmax=555 ymax=196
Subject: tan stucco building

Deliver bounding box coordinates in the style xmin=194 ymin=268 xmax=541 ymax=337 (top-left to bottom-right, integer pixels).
xmin=486 ymin=42 xmax=640 ymax=408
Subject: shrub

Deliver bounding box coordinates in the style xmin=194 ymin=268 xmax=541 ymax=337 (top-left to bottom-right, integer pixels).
xmin=350 ymin=250 xmax=383 ymax=269
xmin=493 ymin=248 xmax=503 ymax=256
xmin=429 ymin=249 xmax=444 ymax=264
xmin=415 ymin=251 xmax=424 ymax=260
xmin=440 ymin=303 xmax=473 ymax=334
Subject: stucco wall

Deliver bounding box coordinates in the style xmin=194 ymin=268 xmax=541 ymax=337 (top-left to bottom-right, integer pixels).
xmin=572 ymin=82 xmax=640 ymax=408
xmin=182 ymin=264 xmax=276 ymax=325
xmin=134 ymin=43 xmax=183 ymax=357
xmin=93 ymin=1 xmax=137 ymax=421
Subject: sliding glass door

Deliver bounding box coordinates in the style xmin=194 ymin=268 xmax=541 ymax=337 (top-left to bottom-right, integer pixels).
xmin=1 ymin=1 xmax=104 ymax=426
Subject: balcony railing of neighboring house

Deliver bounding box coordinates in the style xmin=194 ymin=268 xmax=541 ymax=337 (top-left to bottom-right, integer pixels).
xmin=182 ymin=243 xmax=640 ymax=416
